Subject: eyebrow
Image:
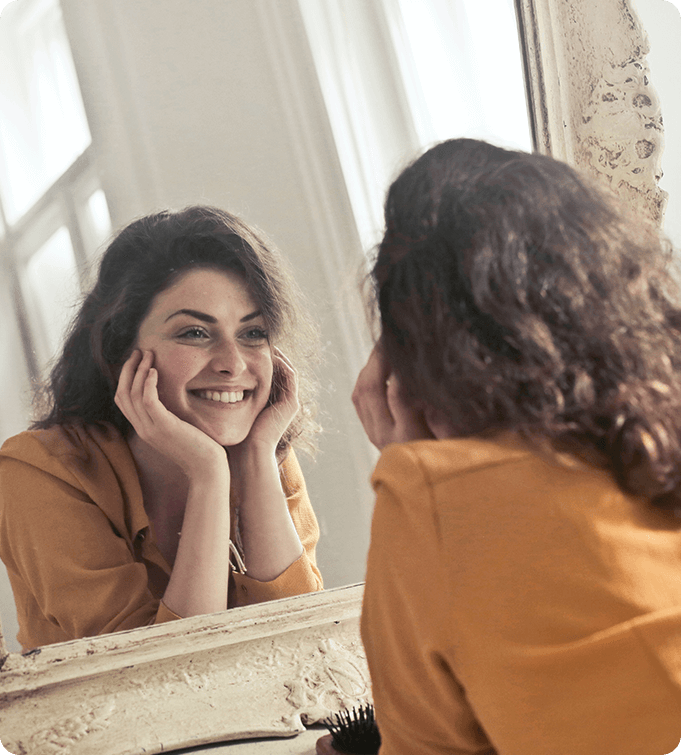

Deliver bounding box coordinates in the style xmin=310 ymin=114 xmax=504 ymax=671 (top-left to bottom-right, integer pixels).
xmin=164 ymin=308 xmax=262 ymax=324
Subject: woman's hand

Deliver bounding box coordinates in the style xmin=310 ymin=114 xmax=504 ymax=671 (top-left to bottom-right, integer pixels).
xmin=352 ymin=343 xmax=434 ymax=450
xmin=231 ymin=347 xmax=299 ymax=457
xmin=226 ymin=348 xmax=304 ymax=582
xmin=114 ymin=350 xmax=226 ymax=475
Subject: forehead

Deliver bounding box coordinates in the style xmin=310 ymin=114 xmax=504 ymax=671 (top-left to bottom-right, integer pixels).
xmin=149 ymin=267 xmax=258 ymax=315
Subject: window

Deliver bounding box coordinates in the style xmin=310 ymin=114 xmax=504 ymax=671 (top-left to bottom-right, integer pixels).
xmin=298 ymin=0 xmax=532 ymax=249
xmin=0 ymin=0 xmax=111 ymax=390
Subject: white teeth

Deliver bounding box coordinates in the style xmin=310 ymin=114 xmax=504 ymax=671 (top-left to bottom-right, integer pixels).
xmin=197 ymin=390 xmax=245 ymax=404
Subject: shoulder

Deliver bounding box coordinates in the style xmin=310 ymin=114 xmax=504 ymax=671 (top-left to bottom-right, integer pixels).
xmin=372 ymin=433 xmax=534 ymax=491
xmin=0 ymin=423 xmax=130 ymax=484
xmin=371 ymin=433 xmax=636 ymax=533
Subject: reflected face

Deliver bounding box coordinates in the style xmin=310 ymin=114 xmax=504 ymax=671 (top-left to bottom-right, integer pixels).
xmin=135 ymin=267 xmax=273 ymax=446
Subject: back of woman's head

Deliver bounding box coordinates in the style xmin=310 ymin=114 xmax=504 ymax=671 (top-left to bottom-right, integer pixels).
xmin=35 ymin=205 xmax=319 ymax=453
xmin=373 ymin=138 xmax=681 ymax=510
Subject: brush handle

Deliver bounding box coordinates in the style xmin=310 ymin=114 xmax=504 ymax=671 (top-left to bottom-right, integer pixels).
xmin=315 ymin=734 xmax=347 ymax=754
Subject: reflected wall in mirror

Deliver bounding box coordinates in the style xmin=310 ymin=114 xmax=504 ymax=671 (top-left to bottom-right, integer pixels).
xmin=0 ymin=0 xmax=676 ymax=752
xmin=0 ymin=0 xmax=531 ymax=653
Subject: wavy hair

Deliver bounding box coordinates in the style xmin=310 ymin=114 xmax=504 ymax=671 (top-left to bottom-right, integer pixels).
xmin=33 ymin=205 xmax=320 ymax=456
xmin=371 ymin=138 xmax=681 ymax=510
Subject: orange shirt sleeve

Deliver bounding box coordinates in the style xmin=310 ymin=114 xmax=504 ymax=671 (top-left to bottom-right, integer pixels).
xmin=231 ymin=448 xmax=323 ymax=606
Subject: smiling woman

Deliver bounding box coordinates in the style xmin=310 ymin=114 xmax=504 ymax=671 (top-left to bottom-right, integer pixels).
xmin=0 ymin=205 xmax=324 ymax=652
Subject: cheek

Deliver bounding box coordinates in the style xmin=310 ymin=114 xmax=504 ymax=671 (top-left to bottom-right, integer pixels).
xmin=152 ymin=347 xmax=201 ymax=399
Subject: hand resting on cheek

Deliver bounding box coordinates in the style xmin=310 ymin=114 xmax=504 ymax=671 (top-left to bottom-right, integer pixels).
xmin=115 ymin=349 xmax=228 ymax=477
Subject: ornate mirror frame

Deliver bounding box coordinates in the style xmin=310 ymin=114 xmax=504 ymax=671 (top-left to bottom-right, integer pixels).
xmin=0 ymin=0 xmax=667 ymax=753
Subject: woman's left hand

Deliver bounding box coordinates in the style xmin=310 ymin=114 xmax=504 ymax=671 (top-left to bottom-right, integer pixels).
xmin=233 ymin=347 xmax=299 ymax=455
xmin=352 ymin=343 xmax=434 ymax=450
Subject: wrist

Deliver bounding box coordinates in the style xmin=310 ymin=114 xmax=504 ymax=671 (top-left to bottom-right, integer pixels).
xmin=227 ymin=439 xmax=278 ymax=468
xmin=180 ymin=445 xmax=231 ymax=481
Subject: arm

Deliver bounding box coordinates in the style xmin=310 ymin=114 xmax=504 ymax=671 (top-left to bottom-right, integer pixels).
xmin=227 ymin=350 xmax=321 ymax=589
xmin=230 ymin=448 xmax=322 ymax=606
xmin=115 ymin=350 xmax=232 ymax=618
xmin=227 ymin=445 xmax=303 ymax=583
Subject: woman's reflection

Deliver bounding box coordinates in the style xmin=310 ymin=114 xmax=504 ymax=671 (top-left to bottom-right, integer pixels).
xmin=0 ymin=205 xmax=323 ymax=652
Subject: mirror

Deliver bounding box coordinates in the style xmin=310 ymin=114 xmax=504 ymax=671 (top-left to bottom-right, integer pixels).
xmin=0 ymin=0 xmax=676 ymax=751
xmin=0 ymin=0 xmax=532 ymax=653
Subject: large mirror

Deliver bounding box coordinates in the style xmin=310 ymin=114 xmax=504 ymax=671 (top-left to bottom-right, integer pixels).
xmin=0 ymin=0 xmax=531 ymax=653
xmin=1 ymin=0 xmax=678 ymax=751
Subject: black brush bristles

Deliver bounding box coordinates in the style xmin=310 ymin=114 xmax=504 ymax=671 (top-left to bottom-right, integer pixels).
xmin=324 ymin=702 xmax=381 ymax=754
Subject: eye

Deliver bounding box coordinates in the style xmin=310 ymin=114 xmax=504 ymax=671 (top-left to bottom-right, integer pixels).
xmin=242 ymin=327 xmax=269 ymax=343
xmin=178 ymin=326 xmax=209 ymax=340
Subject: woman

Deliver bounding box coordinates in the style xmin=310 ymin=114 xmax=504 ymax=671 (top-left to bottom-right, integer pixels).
xmin=0 ymin=205 xmax=323 ymax=652
xmin=349 ymin=140 xmax=681 ymax=754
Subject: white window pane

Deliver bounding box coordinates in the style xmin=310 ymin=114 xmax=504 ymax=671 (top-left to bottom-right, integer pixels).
xmin=24 ymin=225 xmax=81 ymax=371
xmin=462 ymin=0 xmax=533 ymax=150
xmin=0 ymin=0 xmax=91 ymax=223
xmin=86 ymin=188 xmax=112 ymax=247
xmin=394 ymin=0 xmax=532 ymax=151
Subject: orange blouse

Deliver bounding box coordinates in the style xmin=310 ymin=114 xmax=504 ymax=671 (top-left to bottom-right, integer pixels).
xmin=0 ymin=423 xmax=322 ymax=651
xmin=361 ymin=434 xmax=681 ymax=755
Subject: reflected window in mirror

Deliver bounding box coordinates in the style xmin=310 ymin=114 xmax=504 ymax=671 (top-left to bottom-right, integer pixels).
xmin=299 ymin=0 xmax=533 ymax=249
xmin=0 ymin=0 xmax=112 ymax=385
xmin=0 ymin=0 xmax=111 ymax=652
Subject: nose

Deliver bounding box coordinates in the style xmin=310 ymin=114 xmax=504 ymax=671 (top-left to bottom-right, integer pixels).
xmin=210 ymin=339 xmax=247 ymax=376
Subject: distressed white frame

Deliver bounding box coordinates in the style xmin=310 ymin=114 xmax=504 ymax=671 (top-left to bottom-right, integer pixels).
xmin=0 ymin=0 xmax=667 ymax=753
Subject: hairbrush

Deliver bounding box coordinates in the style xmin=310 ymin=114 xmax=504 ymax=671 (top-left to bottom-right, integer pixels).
xmin=323 ymin=702 xmax=381 ymax=754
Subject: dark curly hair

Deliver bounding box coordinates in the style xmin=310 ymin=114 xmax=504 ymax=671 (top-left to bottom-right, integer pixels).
xmin=371 ymin=138 xmax=681 ymax=511
xmin=33 ymin=205 xmax=320 ymax=456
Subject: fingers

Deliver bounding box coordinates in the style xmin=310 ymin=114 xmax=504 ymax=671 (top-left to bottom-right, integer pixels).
xmin=352 ymin=344 xmax=390 ymax=410
xmin=352 ymin=344 xmax=435 ymax=449
xmin=235 ymin=348 xmax=300 ymax=452
xmin=271 ymin=347 xmax=299 ymax=410
xmin=114 ymin=350 xmax=162 ymax=435
xmin=352 ymin=345 xmax=394 ymax=449
xmin=114 ymin=350 xmax=143 ymax=424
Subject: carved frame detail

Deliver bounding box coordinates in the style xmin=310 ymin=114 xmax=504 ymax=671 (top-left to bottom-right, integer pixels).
xmin=517 ymin=0 xmax=667 ymax=223
xmin=0 ymin=0 xmax=668 ymax=753
xmin=0 ymin=585 xmax=369 ymax=754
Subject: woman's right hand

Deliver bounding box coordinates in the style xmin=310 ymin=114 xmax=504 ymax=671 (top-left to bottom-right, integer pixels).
xmin=114 ymin=350 xmax=226 ymax=476
xmin=352 ymin=343 xmax=435 ymax=450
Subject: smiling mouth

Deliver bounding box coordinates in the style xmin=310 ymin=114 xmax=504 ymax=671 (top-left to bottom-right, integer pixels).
xmin=192 ymin=389 xmax=247 ymax=404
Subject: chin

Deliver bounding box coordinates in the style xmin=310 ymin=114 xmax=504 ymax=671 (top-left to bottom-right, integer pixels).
xmin=205 ymin=427 xmax=252 ymax=448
